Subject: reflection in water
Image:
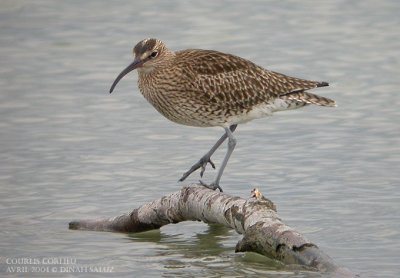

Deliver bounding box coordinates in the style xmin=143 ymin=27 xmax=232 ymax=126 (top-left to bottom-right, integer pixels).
xmin=128 ymin=222 xmax=292 ymax=277
xmin=127 ymin=223 xmax=232 ymax=257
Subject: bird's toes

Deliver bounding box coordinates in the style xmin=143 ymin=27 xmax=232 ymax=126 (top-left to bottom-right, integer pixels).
xmin=178 ymin=172 xmax=189 ymax=182
xmin=200 ymin=166 xmax=206 ymax=178
xmin=200 ymin=158 xmax=215 ymax=177
xmin=199 ymin=180 xmax=223 ymax=192
xmin=208 ymin=158 xmax=216 ymax=169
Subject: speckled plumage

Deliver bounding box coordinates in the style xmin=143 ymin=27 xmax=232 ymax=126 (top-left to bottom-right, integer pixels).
xmin=123 ymin=39 xmax=335 ymax=128
xmin=110 ymin=38 xmax=336 ymax=191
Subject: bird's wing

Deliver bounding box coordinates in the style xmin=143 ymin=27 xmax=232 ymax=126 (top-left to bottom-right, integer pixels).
xmin=178 ymin=49 xmax=324 ymax=109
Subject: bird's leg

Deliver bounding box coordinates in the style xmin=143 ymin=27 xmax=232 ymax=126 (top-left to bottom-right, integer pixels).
xmin=179 ymin=124 xmax=237 ymax=182
xmin=200 ymin=126 xmax=237 ymax=192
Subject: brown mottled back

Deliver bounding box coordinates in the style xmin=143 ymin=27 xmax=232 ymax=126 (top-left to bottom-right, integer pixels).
xmin=168 ymin=49 xmax=334 ymax=123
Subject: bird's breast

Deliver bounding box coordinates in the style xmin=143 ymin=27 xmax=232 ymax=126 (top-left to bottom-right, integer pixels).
xmin=137 ymin=73 xmax=214 ymax=127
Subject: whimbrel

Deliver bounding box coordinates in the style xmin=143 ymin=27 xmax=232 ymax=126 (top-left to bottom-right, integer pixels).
xmin=110 ymin=38 xmax=335 ymax=192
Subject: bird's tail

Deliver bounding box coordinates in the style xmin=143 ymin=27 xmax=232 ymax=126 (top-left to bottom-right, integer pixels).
xmin=282 ymin=91 xmax=336 ymax=107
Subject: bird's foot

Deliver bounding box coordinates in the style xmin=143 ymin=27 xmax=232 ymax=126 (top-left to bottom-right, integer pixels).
xmin=179 ymin=155 xmax=215 ymax=182
xmin=199 ymin=180 xmax=223 ymax=192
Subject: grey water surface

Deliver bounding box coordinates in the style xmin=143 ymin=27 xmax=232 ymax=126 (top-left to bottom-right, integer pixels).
xmin=0 ymin=0 xmax=399 ymax=277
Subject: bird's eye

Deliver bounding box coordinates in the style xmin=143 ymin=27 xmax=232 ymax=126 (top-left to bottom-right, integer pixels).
xmin=150 ymin=51 xmax=158 ymax=58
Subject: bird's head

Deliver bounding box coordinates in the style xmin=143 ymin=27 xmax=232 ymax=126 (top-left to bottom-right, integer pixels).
xmin=110 ymin=38 xmax=171 ymax=93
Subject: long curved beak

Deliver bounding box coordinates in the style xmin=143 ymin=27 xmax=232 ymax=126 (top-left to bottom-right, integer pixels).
xmin=109 ymin=58 xmax=142 ymax=93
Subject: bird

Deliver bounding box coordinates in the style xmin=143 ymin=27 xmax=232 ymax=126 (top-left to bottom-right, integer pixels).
xmin=109 ymin=38 xmax=335 ymax=192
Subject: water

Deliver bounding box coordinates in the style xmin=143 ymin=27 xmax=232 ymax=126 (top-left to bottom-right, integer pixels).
xmin=0 ymin=0 xmax=399 ymax=277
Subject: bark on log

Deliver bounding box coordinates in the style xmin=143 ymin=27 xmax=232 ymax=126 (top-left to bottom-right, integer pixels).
xmin=69 ymin=184 xmax=355 ymax=276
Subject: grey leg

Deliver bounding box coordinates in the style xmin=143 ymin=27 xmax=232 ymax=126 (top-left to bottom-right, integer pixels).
xmin=179 ymin=124 xmax=237 ymax=182
xmin=200 ymin=126 xmax=237 ymax=192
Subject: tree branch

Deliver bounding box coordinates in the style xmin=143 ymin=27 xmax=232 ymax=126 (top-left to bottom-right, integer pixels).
xmin=69 ymin=184 xmax=354 ymax=276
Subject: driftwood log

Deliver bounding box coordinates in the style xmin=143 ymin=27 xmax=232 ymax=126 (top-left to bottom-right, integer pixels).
xmin=69 ymin=184 xmax=354 ymax=276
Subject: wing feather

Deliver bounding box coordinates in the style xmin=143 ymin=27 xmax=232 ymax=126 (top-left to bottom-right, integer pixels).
xmin=177 ymin=49 xmax=326 ymax=110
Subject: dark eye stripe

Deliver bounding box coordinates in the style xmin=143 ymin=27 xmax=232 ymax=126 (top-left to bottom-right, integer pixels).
xmin=134 ymin=38 xmax=158 ymax=56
